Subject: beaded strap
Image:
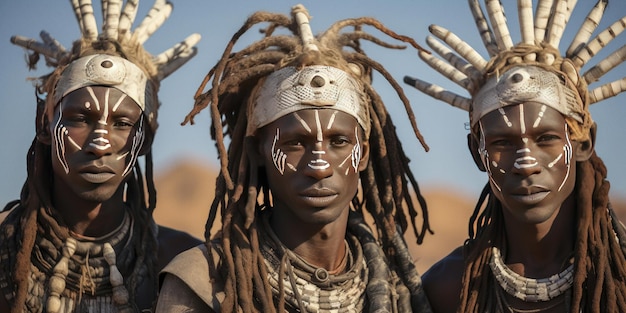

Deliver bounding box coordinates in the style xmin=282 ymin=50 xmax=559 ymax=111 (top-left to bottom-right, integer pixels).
xmin=489 ymin=247 xmax=574 ymax=302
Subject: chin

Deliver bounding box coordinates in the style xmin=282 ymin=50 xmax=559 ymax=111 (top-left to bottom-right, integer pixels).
xmin=513 ymin=206 xmax=559 ymax=225
xmin=74 ymin=187 xmax=119 ymax=203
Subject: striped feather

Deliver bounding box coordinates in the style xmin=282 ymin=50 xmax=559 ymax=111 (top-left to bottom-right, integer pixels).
xmin=566 ymin=0 xmax=607 ymax=57
xmin=486 ymin=0 xmax=514 ymax=50
xmin=157 ymin=46 xmax=198 ymax=81
xmin=468 ymin=0 xmax=499 ymax=56
xmin=518 ymin=0 xmax=535 ymax=44
xmin=103 ymin=0 xmax=122 ymax=40
xmin=426 ymin=36 xmax=482 ymax=81
xmin=119 ymin=0 xmax=140 ymax=40
xmin=10 ymin=35 xmax=66 ymax=62
xmin=534 ymin=0 xmax=555 ymax=42
xmin=572 ymin=16 xmax=626 ymax=67
xmin=69 ymin=0 xmax=83 ymax=34
xmin=134 ymin=2 xmax=173 ymax=44
xmin=582 ymin=44 xmax=626 ymax=83
xmin=563 ymin=0 xmax=578 ymax=28
xmin=154 ymin=33 xmax=202 ymax=66
xmin=546 ymin=0 xmax=568 ymax=47
xmin=39 ymin=31 xmax=67 ymax=55
xmin=78 ymin=0 xmax=98 ymax=40
xmin=419 ymin=50 xmax=474 ymax=90
xmin=404 ymin=76 xmax=471 ymax=111
xmin=589 ymin=77 xmax=626 ymax=104
xmin=429 ymin=24 xmax=488 ymax=71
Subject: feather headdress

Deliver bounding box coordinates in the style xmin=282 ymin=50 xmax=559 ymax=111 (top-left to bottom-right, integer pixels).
xmin=404 ymin=0 xmax=625 ymax=140
xmin=10 ymin=0 xmax=201 ymax=134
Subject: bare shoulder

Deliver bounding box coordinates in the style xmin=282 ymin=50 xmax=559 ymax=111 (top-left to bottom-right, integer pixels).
xmin=156 ymin=225 xmax=203 ymax=271
xmin=423 ymin=246 xmax=465 ymax=313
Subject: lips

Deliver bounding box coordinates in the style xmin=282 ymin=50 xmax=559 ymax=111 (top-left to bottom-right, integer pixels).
xmin=299 ymin=187 xmax=339 ymax=207
xmin=78 ymin=164 xmax=116 ymax=184
xmin=509 ymin=186 xmax=550 ymax=205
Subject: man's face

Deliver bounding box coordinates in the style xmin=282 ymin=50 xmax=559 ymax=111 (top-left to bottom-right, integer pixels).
xmin=258 ymin=109 xmax=369 ymax=225
xmin=477 ymin=102 xmax=579 ymax=224
xmin=49 ymin=86 xmax=146 ymax=202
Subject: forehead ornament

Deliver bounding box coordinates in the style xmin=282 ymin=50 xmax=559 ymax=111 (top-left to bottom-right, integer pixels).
xmin=249 ymin=65 xmax=370 ymax=137
xmin=55 ymin=54 xmax=151 ymax=114
xmin=472 ymin=66 xmax=583 ymax=126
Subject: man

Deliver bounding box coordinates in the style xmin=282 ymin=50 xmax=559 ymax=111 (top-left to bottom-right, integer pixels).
xmin=404 ymin=0 xmax=626 ymax=312
xmin=0 ymin=1 xmax=201 ymax=312
xmin=156 ymin=4 xmax=433 ymax=312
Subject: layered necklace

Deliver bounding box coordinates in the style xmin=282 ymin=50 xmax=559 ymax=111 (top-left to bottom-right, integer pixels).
xmin=490 ymin=246 xmax=574 ymax=312
xmin=26 ymin=207 xmax=139 ymax=313
xmin=259 ymin=212 xmax=368 ymax=312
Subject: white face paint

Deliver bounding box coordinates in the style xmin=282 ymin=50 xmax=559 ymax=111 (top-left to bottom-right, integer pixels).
xmin=480 ymin=103 xmax=573 ymax=192
xmin=271 ymin=128 xmax=287 ymax=175
xmin=270 ymin=109 xmax=362 ymax=176
xmin=557 ymin=124 xmax=573 ymax=191
xmin=52 ymin=86 xmax=145 ymax=176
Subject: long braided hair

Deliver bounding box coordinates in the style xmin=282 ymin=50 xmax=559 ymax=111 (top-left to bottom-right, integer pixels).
xmin=459 ymin=152 xmax=626 ymax=312
xmin=402 ymin=0 xmax=626 ymax=311
xmin=3 ymin=0 xmax=199 ymax=310
xmin=0 ymin=38 xmax=160 ymax=313
xmin=184 ymin=5 xmax=432 ymax=312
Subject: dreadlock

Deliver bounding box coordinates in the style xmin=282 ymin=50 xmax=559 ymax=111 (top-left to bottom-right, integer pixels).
xmin=183 ymin=7 xmax=433 ymax=313
xmin=458 ymin=151 xmax=626 ymax=312
xmin=0 ymin=38 xmax=159 ymax=313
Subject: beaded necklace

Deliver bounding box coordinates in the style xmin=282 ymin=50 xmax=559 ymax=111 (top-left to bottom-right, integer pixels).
xmin=0 ymin=206 xmax=145 ymax=313
xmin=489 ymin=247 xmax=574 ymax=303
xmin=259 ymin=212 xmax=368 ymax=312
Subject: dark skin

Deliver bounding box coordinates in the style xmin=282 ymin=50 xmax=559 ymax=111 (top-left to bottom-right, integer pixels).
xmin=0 ymin=86 xmax=200 ymax=312
xmin=155 ymin=109 xmax=370 ymax=312
xmin=258 ymin=109 xmax=370 ymax=271
xmin=423 ymin=102 xmax=594 ymax=313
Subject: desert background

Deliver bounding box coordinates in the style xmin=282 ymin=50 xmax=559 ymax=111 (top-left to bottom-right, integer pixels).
xmin=152 ymin=159 xmax=626 ymax=275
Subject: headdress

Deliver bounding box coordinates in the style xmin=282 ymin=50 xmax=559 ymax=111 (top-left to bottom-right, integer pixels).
xmin=404 ymin=0 xmax=625 ymax=141
xmin=11 ymin=0 xmax=201 ymax=134
xmin=249 ymin=65 xmax=369 ymax=137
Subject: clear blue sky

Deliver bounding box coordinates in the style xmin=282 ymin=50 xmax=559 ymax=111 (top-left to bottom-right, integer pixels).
xmin=1 ymin=1 xmax=625 ymax=208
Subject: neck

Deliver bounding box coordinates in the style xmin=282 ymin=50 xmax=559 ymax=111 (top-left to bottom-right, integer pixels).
xmin=52 ymin=185 xmax=127 ymax=237
xmin=501 ymin=194 xmax=577 ymax=277
xmin=270 ymin=208 xmax=349 ymax=272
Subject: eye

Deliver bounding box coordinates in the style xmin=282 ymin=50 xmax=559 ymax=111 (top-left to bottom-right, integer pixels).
xmin=282 ymin=139 xmax=304 ymax=150
xmin=63 ymin=114 xmax=89 ymax=126
xmin=330 ymin=136 xmax=351 ymax=147
xmin=113 ymin=119 xmax=135 ymax=129
xmin=490 ymin=139 xmax=512 ymax=147
xmin=536 ymin=134 xmax=561 ymax=143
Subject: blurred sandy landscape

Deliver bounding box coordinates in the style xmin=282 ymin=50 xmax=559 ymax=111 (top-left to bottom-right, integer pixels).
xmin=152 ymin=159 xmax=626 ymax=274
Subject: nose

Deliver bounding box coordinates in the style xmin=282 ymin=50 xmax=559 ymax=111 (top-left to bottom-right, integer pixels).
xmin=510 ymin=147 xmax=541 ymax=176
xmin=302 ymin=143 xmax=333 ymax=180
xmin=84 ymin=124 xmax=113 ymax=157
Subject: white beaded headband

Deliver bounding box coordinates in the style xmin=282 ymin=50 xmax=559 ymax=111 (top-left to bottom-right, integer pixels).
xmin=247 ymin=4 xmax=370 ymax=137
xmin=404 ymin=0 xmax=625 ymax=128
xmin=11 ymin=0 xmax=201 ymax=133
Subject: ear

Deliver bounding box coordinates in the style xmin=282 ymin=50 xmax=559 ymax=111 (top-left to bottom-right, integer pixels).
xmin=358 ymin=140 xmax=370 ymax=172
xmin=574 ymin=123 xmax=596 ymax=162
xmin=467 ymin=133 xmax=486 ymax=172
